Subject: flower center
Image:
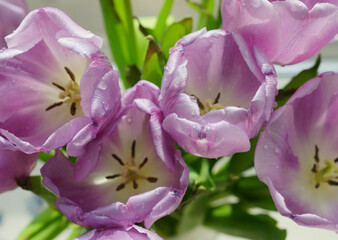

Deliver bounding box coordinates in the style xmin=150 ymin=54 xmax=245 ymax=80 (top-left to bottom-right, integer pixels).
xmin=192 ymin=92 xmax=224 ymax=115
xmin=105 ymin=140 xmax=158 ymax=191
xmin=45 ymin=67 xmax=81 ymax=116
xmin=311 ymin=145 xmax=338 ymax=189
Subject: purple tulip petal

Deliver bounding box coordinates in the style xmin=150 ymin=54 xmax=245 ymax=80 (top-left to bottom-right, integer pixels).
xmin=221 ymin=0 xmax=338 ymax=65
xmin=0 ymin=0 xmax=27 ymax=48
xmin=41 ymin=81 xmax=189 ymax=228
xmin=0 ymin=149 xmax=37 ymax=193
xmin=0 ymin=8 xmax=120 ymax=153
xmin=74 ymin=225 xmax=163 ymax=240
xmin=255 ymin=72 xmax=338 ymax=230
xmin=160 ymin=28 xmax=277 ymax=158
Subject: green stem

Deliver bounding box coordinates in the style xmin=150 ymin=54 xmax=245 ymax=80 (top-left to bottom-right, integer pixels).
xmin=154 ymin=0 xmax=175 ymax=40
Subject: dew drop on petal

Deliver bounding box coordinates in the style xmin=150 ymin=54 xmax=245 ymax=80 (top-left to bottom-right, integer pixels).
xmin=97 ymin=81 xmax=107 ymax=90
xmin=127 ymin=117 xmax=132 ymax=124
xmin=274 ymin=148 xmax=280 ymax=153
xmin=263 ymin=145 xmax=268 ymax=150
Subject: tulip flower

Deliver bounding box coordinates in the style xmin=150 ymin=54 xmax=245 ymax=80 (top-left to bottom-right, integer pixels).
xmin=159 ymin=28 xmax=277 ymax=158
xmin=74 ymin=225 xmax=163 ymax=240
xmin=41 ymin=81 xmax=189 ymax=229
xmin=0 ymin=8 xmax=120 ymax=154
xmin=255 ymin=72 xmax=338 ymax=230
xmin=221 ymin=0 xmax=338 ymax=65
xmin=0 ymin=148 xmax=37 ymax=193
xmin=0 ymin=0 xmax=28 ymax=48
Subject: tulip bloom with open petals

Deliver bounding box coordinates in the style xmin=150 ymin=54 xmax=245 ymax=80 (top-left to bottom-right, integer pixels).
xmin=0 ymin=8 xmax=120 ymax=154
xmin=41 ymin=81 xmax=189 ymax=229
xmin=0 ymin=0 xmax=28 ymax=48
xmin=0 ymin=148 xmax=37 ymax=193
xmin=221 ymin=0 xmax=338 ymax=65
xmin=255 ymin=72 xmax=338 ymax=230
xmin=159 ymin=28 xmax=277 ymax=158
xmin=74 ymin=225 xmax=163 ymax=240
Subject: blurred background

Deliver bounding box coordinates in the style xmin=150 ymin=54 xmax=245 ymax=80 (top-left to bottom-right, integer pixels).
xmin=0 ymin=1 xmax=337 ymax=239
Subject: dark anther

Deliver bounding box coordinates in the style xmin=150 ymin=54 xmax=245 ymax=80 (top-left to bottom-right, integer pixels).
xmin=112 ymin=154 xmax=124 ymax=166
xmin=65 ymin=67 xmax=75 ymax=82
xmin=131 ymin=140 xmax=136 ymax=158
xmin=328 ymin=180 xmax=338 ymax=186
xmin=314 ymin=145 xmax=319 ymax=163
xmin=139 ymin=157 xmax=148 ymax=169
xmin=213 ymin=92 xmax=221 ymax=104
xmin=315 ymin=183 xmax=320 ymax=189
xmin=133 ymin=180 xmax=138 ymax=189
xmin=311 ymin=164 xmax=317 ymax=173
xmin=70 ymin=102 xmax=76 ymax=116
xmin=191 ymin=94 xmax=204 ymax=110
xmin=116 ymin=183 xmax=125 ymax=191
xmin=45 ymin=101 xmax=63 ymax=111
xmin=52 ymin=82 xmax=65 ymax=91
xmin=106 ymin=174 xmax=121 ymax=179
xmin=335 ymin=158 xmax=338 ymax=163
xmin=146 ymin=177 xmax=158 ymax=183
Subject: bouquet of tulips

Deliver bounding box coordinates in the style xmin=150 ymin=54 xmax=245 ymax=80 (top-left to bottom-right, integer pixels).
xmin=0 ymin=0 xmax=337 ymax=239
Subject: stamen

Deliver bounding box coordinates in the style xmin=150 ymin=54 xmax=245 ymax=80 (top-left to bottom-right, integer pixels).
xmin=133 ymin=180 xmax=138 ymax=189
xmin=65 ymin=67 xmax=75 ymax=82
xmin=335 ymin=158 xmax=338 ymax=163
xmin=52 ymin=82 xmax=65 ymax=91
xmin=311 ymin=164 xmax=317 ymax=173
xmin=70 ymin=102 xmax=76 ymax=116
xmin=112 ymin=154 xmax=124 ymax=166
xmin=315 ymin=183 xmax=320 ymax=189
xmin=106 ymin=174 xmax=121 ymax=179
xmin=213 ymin=92 xmax=221 ymax=104
xmin=146 ymin=177 xmax=158 ymax=183
xmin=314 ymin=145 xmax=319 ymax=163
xmin=139 ymin=157 xmax=148 ymax=169
xmin=116 ymin=183 xmax=125 ymax=191
xmin=45 ymin=101 xmax=63 ymax=111
xmin=328 ymin=180 xmax=338 ymax=186
xmin=131 ymin=140 xmax=136 ymax=158
xmin=192 ymin=95 xmax=205 ymax=110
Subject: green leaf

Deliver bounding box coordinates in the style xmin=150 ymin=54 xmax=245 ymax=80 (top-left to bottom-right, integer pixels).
xmin=38 ymin=150 xmax=55 ymax=163
xmin=197 ymin=158 xmax=216 ymax=191
xmin=233 ymin=176 xmax=276 ymax=211
xmin=151 ymin=214 xmax=180 ymax=237
xmin=276 ymin=55 xmax=321 ymax=106
xmin=16 ymin=176 xmax=56 ymax=206
xmin=154 ymin=0 xmax=175 ymax=40
xmin=65 ymin=224 xmax=85 ymax=240
xmin=17 ymin=208 xmax=69 ymax=240
xmin=161 ymin=17 xmax=193 ymax=60
xmin=204 ymin=205 xmax=287 ymax=240
xmin=227 ymin=135 xmax=259 ymax=175
xmin=125 ymin=64 xmax=141 ymax=86
xmin=141 ymin=36 xmax=165 ymax=86
xmin=177 ymin=192 xmax=210 ymax=234
xmin=100 ymin=0 xmax=138 ymax=87
xmin=187 ymin=0 xmax=219 ymax=30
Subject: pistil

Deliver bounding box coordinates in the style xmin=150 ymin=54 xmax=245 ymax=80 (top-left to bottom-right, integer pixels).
xmin=192 ymin=92 xmax=224 ymax=115
xmin=45 ymin=67 xmax=81 ymax=116
xmin=311 ymin=145 xmax=338 ymax=189
xmin=106 ymin=140 xmax=158 ymax=191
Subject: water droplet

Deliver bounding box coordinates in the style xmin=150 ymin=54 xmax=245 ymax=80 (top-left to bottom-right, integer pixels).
xmin=274 ymin=148 xmax=280 ymax=153
xmin=97 ymin=81 xmax=107 ymax=90
xmin=263 ymin=145 xmax=268 ymax=150
xmin=127 ymin=117 xmax=132 ymax=124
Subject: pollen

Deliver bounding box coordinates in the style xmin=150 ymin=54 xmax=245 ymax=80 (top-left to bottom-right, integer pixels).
xmin=192 ymin=92 xmax=224 ymax=115
xmin=311 ymin=145 xmax=338 ymax=189
xmin=45 ymin=67 xmax=81 ymax=116
xmin=106 ymin=140 xmax=158 ymax=191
